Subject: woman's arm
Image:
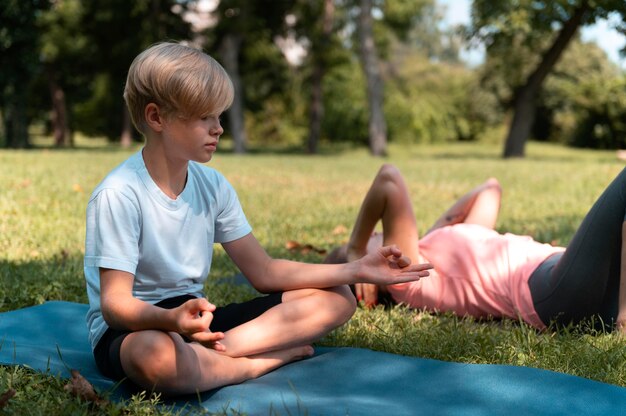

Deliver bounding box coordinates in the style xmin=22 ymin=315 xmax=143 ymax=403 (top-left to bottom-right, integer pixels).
xmin=427 ymin=178 xmax=502 ymax=234
xmin=222 ymin=234 xmax=431 ymax=294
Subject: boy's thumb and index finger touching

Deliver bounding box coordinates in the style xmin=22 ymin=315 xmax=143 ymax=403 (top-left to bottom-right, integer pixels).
xmin=185 ymin=297 xmax=216 ymax=314
xmin=379 ymin=244 xmax=433 ymax=273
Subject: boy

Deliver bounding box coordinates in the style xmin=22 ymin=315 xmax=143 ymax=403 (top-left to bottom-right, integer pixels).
xmin=84 ymin=42 xmax=431 ymax=395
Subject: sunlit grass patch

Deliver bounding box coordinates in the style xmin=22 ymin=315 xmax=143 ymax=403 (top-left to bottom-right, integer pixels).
xmin=1 ymin=141 xmax=625 ymax=414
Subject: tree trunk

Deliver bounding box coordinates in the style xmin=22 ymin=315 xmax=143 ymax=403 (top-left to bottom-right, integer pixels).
xmin=358 ymin=0 xmax=387 ymax=157
xmin=307 ymin=0 xmax=334 ymax=154
xmin=46 ymin=64 xmax=69 ymax=147
xmin=502 ymin=1 xmax=590 ymax=158
xmin=120 ymin=106 xmax=133 ymax=148
xmin=3 ymin=97 xmax=29 ymax=148
xmin=220 ymin=33 xmax=247 ymax=154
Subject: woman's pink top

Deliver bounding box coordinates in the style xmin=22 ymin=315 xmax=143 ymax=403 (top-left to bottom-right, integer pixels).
xmin=386 ymin=223 xmax=565 ymax=329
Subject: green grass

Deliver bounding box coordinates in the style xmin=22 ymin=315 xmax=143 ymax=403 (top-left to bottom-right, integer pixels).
xmin=2 ymin=140 xmax=626 ymax=414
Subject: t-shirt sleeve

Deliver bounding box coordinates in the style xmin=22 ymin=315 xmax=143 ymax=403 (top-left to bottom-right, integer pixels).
xmin=214 ymin=178 xmax=252 ymax=243
xmin=84 ymin=188 xmax=141 ymax=274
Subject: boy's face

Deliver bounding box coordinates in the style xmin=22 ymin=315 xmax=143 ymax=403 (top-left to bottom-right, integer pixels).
xmin=161 ymin=113 xmax=224 ymax=164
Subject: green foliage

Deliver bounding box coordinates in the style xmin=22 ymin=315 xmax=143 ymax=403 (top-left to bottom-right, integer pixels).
xmin=380 ymin=0 xmax=431 ymax=41
xmin=535 ymin=39 xmax=626 ymax=148
xmin=0 ymin=0 xmax=50 ymax=148
xmin=470 ymin=0 xmax=626 ymax=156
xmin=477 ymin=17 xmax=626 ymax=149
xmin=76 ymin=0 xmax=194 ymax=141
xmin=386 ymin=48 xmax=502 ymax=143
xmin=321 ymin=58 xmax=369 ymax=144
xmin=1 ymin=0 xmax=625 ymax=153
xmin=470 ymin=0 xmax=626 ymax=48
xmin=73 ymin=74 xmax=120 ymax=139
xmin=568 ymin=76 xmax=626 ymax=149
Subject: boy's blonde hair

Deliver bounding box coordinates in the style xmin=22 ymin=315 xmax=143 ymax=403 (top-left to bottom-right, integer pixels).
xmin=124 ymin=42 xmax=234 ymax=134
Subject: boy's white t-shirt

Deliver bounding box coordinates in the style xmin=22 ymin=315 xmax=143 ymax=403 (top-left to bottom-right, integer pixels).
xmin=84 ymin=150 xmax=252 ymax=350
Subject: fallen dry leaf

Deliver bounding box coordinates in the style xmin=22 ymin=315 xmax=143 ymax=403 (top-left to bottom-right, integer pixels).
xmin=332 ymin=224 xmax=348 ymax=235
xmin=285 ymin=240 xmax=327 ymax=255
xmin=15 ymin=179 xmax=31 ymax=189
xmin=0 ymin=388 xmax=16 ymax=409
xmin=285 ymin=240 xmax=300 ymax=250
xmin=64 ymin=369 xmax=107 ymax=406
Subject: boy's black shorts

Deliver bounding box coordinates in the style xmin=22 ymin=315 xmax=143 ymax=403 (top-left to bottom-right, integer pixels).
xmin=93 ymin=292 xmax=283 ymax=381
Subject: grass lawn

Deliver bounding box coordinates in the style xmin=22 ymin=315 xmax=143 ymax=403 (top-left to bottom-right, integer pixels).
xmin=1 ymin=140 xmax=626 ymax=414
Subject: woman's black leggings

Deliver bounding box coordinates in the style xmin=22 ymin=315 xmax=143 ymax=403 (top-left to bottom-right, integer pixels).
xmin=528 ymin=167 xmax=626 ymax=330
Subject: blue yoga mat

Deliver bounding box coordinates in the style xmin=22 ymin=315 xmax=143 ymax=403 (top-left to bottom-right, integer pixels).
xmin=1 ymin=301 xmax=626 ymax=415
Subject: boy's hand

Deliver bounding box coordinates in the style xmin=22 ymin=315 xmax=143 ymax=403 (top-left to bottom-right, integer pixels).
xmin=356 ymin=245 xmax=432 ymax=285
xmin=173 ymin=298 xmax=226 ymax=351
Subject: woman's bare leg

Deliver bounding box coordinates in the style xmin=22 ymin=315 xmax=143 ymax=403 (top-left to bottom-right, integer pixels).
xmin=347 ymin=164 xmax=421 ymax=262
xmin=345 ymin=164 xmax=421 ymax=305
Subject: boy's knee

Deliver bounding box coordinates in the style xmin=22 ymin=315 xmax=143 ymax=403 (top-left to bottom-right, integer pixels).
xmin=327 ymin=285 xmax=357 ymax=326
xmin=122 ymin=332 xmax=192 ymax=393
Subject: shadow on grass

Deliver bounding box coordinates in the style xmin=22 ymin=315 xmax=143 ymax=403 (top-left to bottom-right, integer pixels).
xmin=0 ymin=253 xmax=87 ymax=312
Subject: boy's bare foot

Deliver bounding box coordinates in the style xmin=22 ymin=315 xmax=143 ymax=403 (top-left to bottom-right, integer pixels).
xmin=247 ymin=345 xmax=314 ymax=379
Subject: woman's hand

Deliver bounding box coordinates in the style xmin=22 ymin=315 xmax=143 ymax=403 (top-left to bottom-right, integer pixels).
xmin=354 ymin=283 xmax=380 ymax=308
xmin=172 ymin=298 xmax=226 ymax=351
xmin=616 ymin=313 xmax=626 ymax=336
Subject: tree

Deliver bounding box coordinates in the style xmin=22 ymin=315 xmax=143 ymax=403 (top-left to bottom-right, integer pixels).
xmin=358 ymin=0 xmax=387 ymax=156
xmin=37 ymin=0 xmax=89 ymax=147
xmin=207 ymin=0 xmax=296 ymax=153
xmin=79 ymin=0 xmax=193 ymax=145
xmin=0 ymin=0 xmax=50 ymax=148
xmin=469 ymin=0 xmax=626 ymax=158
xmin=350 ymin=0 xmax=432 ymax=155
xmin=301 ymin=0 xmax=336 ymax=154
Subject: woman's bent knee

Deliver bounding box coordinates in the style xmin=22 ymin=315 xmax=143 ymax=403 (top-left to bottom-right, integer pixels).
xmin=377 ymin=164 xmax=402 ymax=183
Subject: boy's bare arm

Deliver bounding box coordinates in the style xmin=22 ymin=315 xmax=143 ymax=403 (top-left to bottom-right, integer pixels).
xmin=222 ymin=234 xmax=432 ymax=293
xmin=99 ymin=268 xmax=225 ymax=348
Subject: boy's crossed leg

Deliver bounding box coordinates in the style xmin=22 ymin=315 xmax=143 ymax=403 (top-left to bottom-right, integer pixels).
xmin=119 ymin=285 xmax=355 ymax=394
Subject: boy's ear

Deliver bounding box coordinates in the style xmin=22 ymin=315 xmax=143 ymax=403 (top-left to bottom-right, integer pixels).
xmin=144 ymin=103 xmax=165 ymax=132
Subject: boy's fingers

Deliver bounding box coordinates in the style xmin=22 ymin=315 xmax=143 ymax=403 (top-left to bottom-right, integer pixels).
xmin=210 ymin=341 xmax=226 ymax=352
xmin=396 ymin=255 xmax=411 ymax=268
xmin=413 ymin=262 xmax=433 ymax=271
xmin=392 ymin=270 xmax=430 ymax=284
xmin=194 ymin=298 xmax=216 ymax=312
xmin=378 ymin=245 xmax=401 ymax=258
xmin=191 ymin=331 xmax=224 ymax=344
